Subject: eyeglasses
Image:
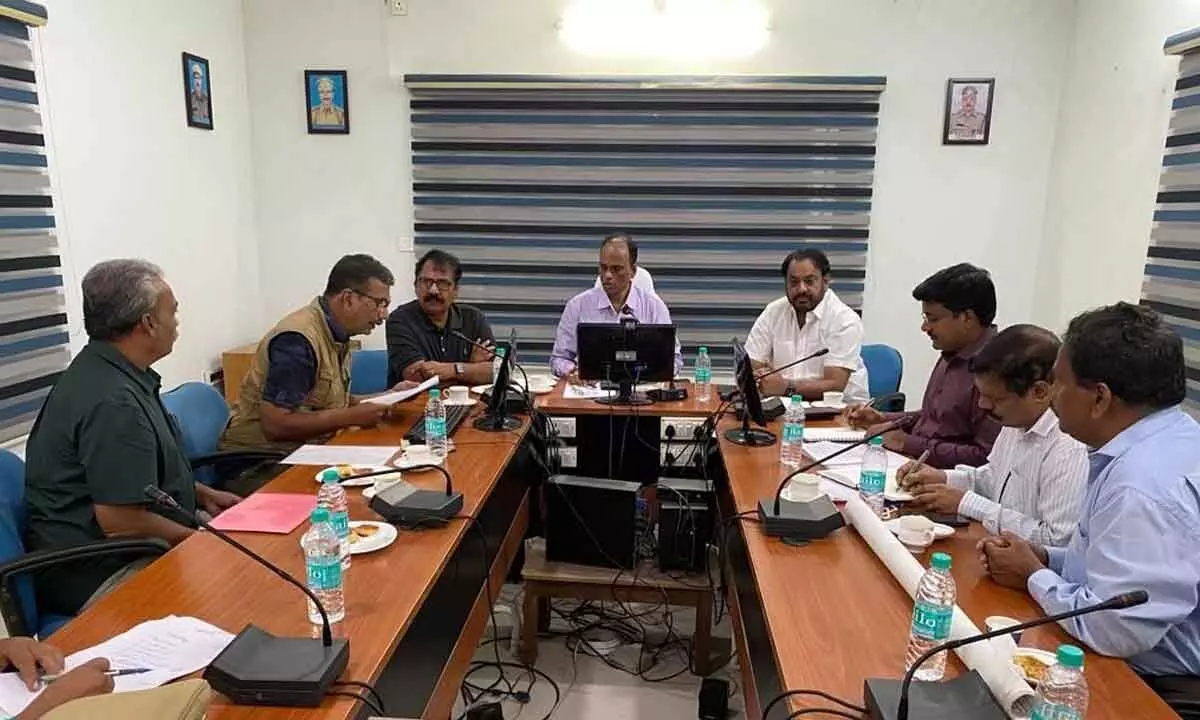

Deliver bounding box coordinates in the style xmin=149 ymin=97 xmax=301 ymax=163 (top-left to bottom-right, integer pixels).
xmin=351 ymin=288 xmax=390 ymax=309
xmin=921 ymin=312 xmax=953 ymax=324
xmin=417 ymin=278 xmax=454 ymax=292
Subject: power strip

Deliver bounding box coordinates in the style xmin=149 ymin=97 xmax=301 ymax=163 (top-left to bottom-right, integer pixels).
xmin=661 ymin=417 xmax=707 ymax=441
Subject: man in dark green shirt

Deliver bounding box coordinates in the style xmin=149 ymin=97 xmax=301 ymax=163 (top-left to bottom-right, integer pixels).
xmin=24 ymin=259 xmax=240 ymax=616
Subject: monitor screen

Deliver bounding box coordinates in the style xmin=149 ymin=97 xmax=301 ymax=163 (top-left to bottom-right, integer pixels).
xmin=577 ymin=322 xmax=675 ymax=384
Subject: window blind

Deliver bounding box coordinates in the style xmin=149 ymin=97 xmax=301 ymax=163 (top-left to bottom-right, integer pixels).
xmin=405 ymin=74 xmax=884 ymax=371
xmin=1146 ymin=30 xmax=1200 ymax=416
xmin=0 ymin=1 xmax=67 ymax=443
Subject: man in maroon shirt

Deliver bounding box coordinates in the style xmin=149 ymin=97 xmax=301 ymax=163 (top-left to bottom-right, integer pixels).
xmin=848 ymin=263 xmax=1001 ymax=468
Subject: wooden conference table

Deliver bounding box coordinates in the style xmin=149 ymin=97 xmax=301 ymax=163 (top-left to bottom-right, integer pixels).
xmin=49 ymin=396 xmax=533 ymax=720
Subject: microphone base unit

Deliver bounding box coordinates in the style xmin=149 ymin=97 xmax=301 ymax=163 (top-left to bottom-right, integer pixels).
xmin=203 ymin=624 xmax=350 ymax=707
xmin=757 ymin=496 xmax=846 ymax=539
xmin=647 ymin=386 xmax=687 ymax=402
xmin=370 ymin=484 xmax=465 ymax=526
xmin=863 ymin=671 xmax=1007 ymax=720
xmin=473 ymin=414 xmax=523 ymax=432
xmin=724 ymin=427 xmax=777 ymax=447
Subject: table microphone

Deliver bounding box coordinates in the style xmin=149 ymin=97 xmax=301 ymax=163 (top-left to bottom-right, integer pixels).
xmin=142 ymin=485 xmax=349 ymax=707
xmin=349 ymin=463 xmax=465 ymax=526
xmin=450 ymin=328 xmax=532 ymax=423
xmin=757 ymin=415 xmax=916 ymax=539
xmin=864 ymin=590 xmax=1150 ymax=720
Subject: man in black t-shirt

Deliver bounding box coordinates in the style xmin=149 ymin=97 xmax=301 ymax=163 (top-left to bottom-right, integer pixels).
xmin=386 ymin=249 xmax=496 ymax=387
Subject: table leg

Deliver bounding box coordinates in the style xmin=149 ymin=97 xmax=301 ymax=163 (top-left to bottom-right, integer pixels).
xmin=519 ymin=587 xmax=542 ymax=666
xmin=694 ymin=590 xmax=713 ymax=676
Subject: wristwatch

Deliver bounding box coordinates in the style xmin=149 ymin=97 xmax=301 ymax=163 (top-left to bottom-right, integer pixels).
xmin=455 ymin=362 xmax=465 ymax=378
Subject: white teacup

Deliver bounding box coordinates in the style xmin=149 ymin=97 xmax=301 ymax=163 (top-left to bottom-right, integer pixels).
xmin=372 ymin=471 xmax=404 ymax=495
xmin=897 ymin=515 xmax=935 ymax=553
xmin=781 ymin=473 xmax=823 ymax=503
xmin=447 ymin=385 xmax=470 ymax=403
xmin=985 ymin=615 xmax=1023 ymax=645
xmin=822 ymin=391 xmax=845 ymax=407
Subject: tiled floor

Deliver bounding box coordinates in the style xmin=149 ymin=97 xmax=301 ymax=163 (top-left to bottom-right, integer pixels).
xmin=450 ymin=586 xmax=744 ymax=720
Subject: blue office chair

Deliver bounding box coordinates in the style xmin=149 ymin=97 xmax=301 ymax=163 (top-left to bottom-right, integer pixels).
xmin=350 ymin=349 xmax=388 ymax=394
xmin=0 ymin=449 xmax=167 ymax=639
xmin=160 ymin=382 xmax=284 ymax=488
xmin=862 ymin=344 xmax=905 ymax=412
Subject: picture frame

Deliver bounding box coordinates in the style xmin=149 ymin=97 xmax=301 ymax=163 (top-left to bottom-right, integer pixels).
xmin=305 ymin=70 xmax=350 ymax=135
xmin=942 ymin=78 xmax=994 ymax=146
xmin=182 ymin=52 xmax=213 ymax=130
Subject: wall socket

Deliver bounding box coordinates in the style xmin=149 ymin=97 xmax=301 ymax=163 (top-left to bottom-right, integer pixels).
xmin=389 ymin=0 xmax=408 ymax=15
xmin=661 ymin=417 xmax=706 ymax=441
xmin=557 ymin=446 xmax=578 ymax=469
xmin=548 ymin=416 xmax=577 ymax=439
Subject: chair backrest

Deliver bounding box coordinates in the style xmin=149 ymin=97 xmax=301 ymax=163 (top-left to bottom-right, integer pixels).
xmin=0 ymin=449 xmax=37 ymax=635
xmin=160 ymin=382 xmax=230 ymax=487
xmin=349 ymin=350 xmax=388 ymax=395
xmin=862 ymin=344 xmax=903 ymax=398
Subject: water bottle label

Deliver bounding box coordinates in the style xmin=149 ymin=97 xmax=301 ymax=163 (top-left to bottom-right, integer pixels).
xmin=1031 ymin=703 xmax=1082 ymax=720
xmin=425 ymin=417 xmax=446 ymax=440
xmin=911 ymin=600 xmax=953 ymax=641
xmin=330 ymin=511 xmax=349 ymax=539
xmin=695 ymin=368 xmax=711 ymax=383
xmin=306 ymin=556 xmax=342 ymax=591
xmin=860 ymin=469 xmax=886 ymax=494
xmin=782 ymin=423 xmax=804 ymax=443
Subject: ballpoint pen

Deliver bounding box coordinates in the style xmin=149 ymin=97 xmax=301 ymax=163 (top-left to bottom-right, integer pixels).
xmin=40 ymin=668 xmax=152 ymax=684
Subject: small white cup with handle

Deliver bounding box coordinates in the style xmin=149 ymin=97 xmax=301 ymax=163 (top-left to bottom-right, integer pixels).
xmin=822 ymin=391 xmax=845 ymax=407
xmin=896 ymin=515 xmax=935 ymax=553
xmin=447 ymin=385 xmax=470 ymax=403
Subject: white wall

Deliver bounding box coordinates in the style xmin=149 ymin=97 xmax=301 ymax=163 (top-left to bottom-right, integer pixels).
xmin=244 ymin=0 xmax=1075 ymax=397
xmin=1037 ymin=0 xmax=1200 ymax=331
xmin=35 ymin=0 xmax=260 ymax=388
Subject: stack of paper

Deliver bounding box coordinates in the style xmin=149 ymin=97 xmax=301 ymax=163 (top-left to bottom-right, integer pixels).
xmin=363 ymin=375 xmax=439 ymax=405
xmin=281 ymin=445 xmax=401 ymax=467
xmin=0 ymin=616 xmax=234 ymax=716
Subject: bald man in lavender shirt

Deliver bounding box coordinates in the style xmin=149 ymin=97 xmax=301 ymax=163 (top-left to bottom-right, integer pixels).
xmin=550 ymin=234 xmax=682 ymax=379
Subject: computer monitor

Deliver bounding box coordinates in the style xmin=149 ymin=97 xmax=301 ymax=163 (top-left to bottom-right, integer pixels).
xmin=578 ymin=320 xmax=675 ymax=406
xmin=724 ymin=338 xmax=777 ymax=447
xmin=474 ymin=329 xmax=522 ymax=432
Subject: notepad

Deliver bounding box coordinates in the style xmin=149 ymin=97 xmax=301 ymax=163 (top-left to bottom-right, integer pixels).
xmin=208 ymin=493 xmax=315 ymax=534
xmin=803 ymin=428 xmax=865 ymax=443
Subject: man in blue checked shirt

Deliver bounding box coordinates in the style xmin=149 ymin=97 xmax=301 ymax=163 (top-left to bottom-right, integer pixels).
xmin=979 ymin=302 xmax=1200 ymax=717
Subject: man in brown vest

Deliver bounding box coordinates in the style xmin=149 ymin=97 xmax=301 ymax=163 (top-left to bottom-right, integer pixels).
xmin=221 ymin=254 xmax=408 ymax=452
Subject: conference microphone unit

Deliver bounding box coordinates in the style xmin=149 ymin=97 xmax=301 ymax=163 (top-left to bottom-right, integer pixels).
xmin=363 ymin=463 xmax=464 ymax=526
xmin=864 ymin=590 xmax=1150 ymax=720
xmin=142 ymin=485 xmax=349 ymax=707
xmin=758 ymin=416 xmax=916 ymax=540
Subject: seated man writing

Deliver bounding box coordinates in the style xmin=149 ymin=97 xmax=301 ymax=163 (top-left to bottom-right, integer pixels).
xmin=25 ymin=260 xmax=240 ymax=616
xmin=0 ymin=637 xmax=114 ymax=719
xmin=221 ymin=254 xmax=411 ymax=454
xmin=385 ymin=249 xmax=496 ymax=387
xmin=979 ymin=303 xmax=1200 ymax=716
xmin=897 ymin=324 xmax=1087 ymax=546
xmin=746 ymin=249 xmax=869 ymax=403
xmin=847 ymin=263 xmax=1001 ymax=467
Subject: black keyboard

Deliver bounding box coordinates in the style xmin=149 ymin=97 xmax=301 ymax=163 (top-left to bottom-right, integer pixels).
xmin=404 ymin=403 xmax=472 ymax=444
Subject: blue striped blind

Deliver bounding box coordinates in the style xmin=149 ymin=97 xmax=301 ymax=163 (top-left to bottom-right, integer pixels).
xmin=405 ymin=75 xmax=885 ymax=370
xmin=0 ymin=3 xmax=67 ymax=443
xmin=1147 ymin=33 xmax=1200 ymax=416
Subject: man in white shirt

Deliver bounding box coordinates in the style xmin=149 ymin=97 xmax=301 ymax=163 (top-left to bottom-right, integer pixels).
xmin=745 ymin=249 xmax=869 ymax=403
xmin=897 ymin=324 xmax=1087 ymax=546
xmin=593 ymin=233 xmax=656 ymax=295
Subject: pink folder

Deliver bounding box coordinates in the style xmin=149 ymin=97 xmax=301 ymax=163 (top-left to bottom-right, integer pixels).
xmin=208 ymin=493 xmax=316 ymax=534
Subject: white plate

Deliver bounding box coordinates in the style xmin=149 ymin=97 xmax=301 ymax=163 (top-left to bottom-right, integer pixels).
xmin=395 ymin=449 xmax=444 ymax=471
xmin=471 ymin=373 xmax=556 ymax=396
xmin=1012 ymin=648 xmax=1056 ymax=686
xmin=347 ymin=521 xmax=397 ymax=554
xmin=883 ymin=517 xmax=955 ymax=540
xmin=313 ymin=466 xmax=395 ymax=488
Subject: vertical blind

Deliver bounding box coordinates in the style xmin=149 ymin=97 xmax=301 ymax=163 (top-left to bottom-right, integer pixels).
xmin=1146 ymin=29 xmax=1200 ymax=416
xmin=0 ymin=1 xmax=67 ymax=444
xmin=405 ymin=75 xmax=885 ymax=371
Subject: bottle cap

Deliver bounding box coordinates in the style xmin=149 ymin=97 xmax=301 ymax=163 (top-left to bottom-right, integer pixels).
xmin=930 ymin=552 xmax=952 ymax=570
xmin=699 ymin=346 xmax=708 ymax=353
xmin=497 ymin=347 xmax=507 ymax=356
xmin=311 ymin=508 xmax=331 ymax=523
xmin=868 ymin=435 xmax=884 ymax=447
xmin=320 ymin=469 xmax=341 ymax=484
xmin=790 ymin=395 xmax=804 ymax=404
xmin=1056 ymin=644 xmax=1085 ymax=668
xmin=430 ymin=388 xmax=441 ymax=397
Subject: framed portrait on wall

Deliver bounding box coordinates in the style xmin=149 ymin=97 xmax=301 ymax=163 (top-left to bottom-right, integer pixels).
xmin=305 ymin=70 xmax=349 ymax=134
xmin=942 ymin=78 xmax=994 ymax=145
xmin=182 ymin=52 xmax=213 ymax=130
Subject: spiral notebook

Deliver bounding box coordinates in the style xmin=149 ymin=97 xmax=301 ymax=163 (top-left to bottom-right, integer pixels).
xmin=803 ymin=428 xmax=865 ymax=443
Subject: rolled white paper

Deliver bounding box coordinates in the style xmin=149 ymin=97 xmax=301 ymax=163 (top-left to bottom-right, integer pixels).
xmin=843 ymin=496 xmax=1036 ymax=717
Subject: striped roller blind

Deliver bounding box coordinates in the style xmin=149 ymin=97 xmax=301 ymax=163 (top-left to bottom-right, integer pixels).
xmin=1146 ymin=30 xmax=1200 ymax=416
xmin=405 ymin=74 xmax=885 ymax=371
xmin=0 ymin=2 xmax=68 ymax=443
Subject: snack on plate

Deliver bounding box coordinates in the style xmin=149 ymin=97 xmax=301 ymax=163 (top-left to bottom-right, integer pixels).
xmin=351 ymin=524 xmax=380 ymax=541
xmin=336 ymin=465 xmax=355 ymax=478
xmin=1013 ymin=653 xmax=1051 ymax=684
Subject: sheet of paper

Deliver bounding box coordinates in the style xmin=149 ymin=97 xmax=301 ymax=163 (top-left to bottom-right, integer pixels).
xmin=209 ymin=492 xmax=316 ymax=534
xmin=562 ymin=383 xmax=608 ymax=399
xmin=364 ymin=375 xmax=439 ymax=405
xmin=804 ymin=441 xmax=868 ymax=467
xmin=0 ymin=616 xmax=234 ymax=715
xmin=803 ymin=428 xmax=865 ymax=443
xmin=281 ymin=444 xmax=402 ymax=467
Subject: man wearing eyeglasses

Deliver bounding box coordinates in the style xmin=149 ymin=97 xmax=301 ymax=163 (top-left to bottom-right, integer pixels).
xmin=221 ymin=254 xmax=409 ymax=452
xmin=386 ymin=249 xmax=496 ymax=387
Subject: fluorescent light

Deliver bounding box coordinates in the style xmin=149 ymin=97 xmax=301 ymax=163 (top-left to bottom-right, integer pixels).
xmin=559 ymin=0 xmax=770 ymax=59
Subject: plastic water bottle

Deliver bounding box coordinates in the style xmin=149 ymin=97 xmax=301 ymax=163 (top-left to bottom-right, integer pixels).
xmin=425 ymin=387 xmax=448 ymax=458
xmin=859 ymin=436 xmax=888 ymax=516
xmin=492 ymin=346 xmax=507 ymax=382
xmin=1031 ymin=645 xmax=1088 ymax=720
xmin=695 ymin=346 xmax=712 ymax=402
xmin=301 ymin=508 xmax=345 ymax=626
xmin=780 ymin=395 xmax=806 ymax=467
xmin=317 ymin=469 xmax=351 ymax=569
xmin=905 ymin=552 xmax=957 ymax=681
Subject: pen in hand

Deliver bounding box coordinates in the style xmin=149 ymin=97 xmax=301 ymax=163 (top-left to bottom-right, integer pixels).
xmin=40 ymin=668 xmax=152 ymax=684
xmin=900 ymin=449 xmax=932 ymax=490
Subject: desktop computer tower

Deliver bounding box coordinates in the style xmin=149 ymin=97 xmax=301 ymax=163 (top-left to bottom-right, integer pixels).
xmin=546 ymin=474 xmax=640 ymax=570
xmin=656 ymin=478 xmax=714 ymax=573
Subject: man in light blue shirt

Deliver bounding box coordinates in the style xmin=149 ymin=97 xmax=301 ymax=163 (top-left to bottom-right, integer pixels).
xmin=979 ymin=302 xmax=1200 ymax=715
